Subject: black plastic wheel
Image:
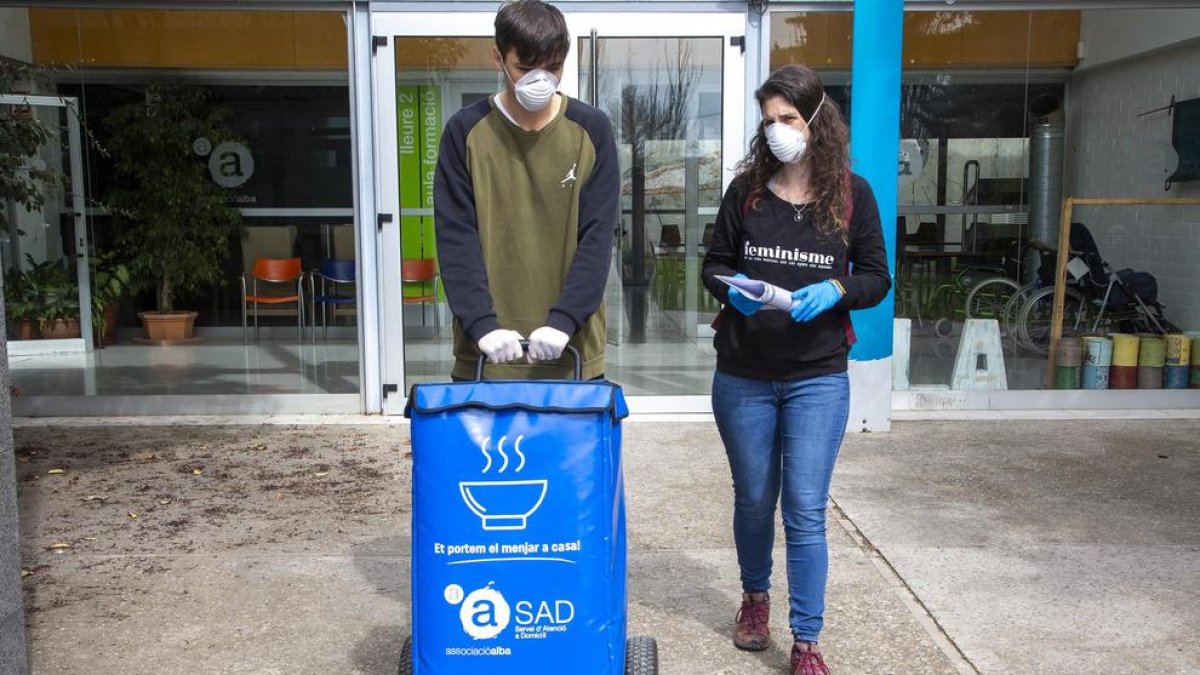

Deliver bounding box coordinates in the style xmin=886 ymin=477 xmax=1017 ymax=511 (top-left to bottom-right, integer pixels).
xmin=398 ymin=634 xmax=412 ymax=675
xmin=625 ymin=635 xmax=659 ymax=675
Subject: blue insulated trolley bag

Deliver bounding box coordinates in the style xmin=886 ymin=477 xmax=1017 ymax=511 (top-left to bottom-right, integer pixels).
xmin=401 ymin=349 xmax=657 ymax=675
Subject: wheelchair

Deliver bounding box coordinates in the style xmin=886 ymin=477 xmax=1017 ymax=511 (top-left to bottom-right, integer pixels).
xmin=1014 ymin=222 xmax=1178 ymax=354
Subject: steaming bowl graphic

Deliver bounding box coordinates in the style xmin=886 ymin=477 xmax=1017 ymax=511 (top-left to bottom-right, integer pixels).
xmin=459 ymin=480 xmax=549 ymax=531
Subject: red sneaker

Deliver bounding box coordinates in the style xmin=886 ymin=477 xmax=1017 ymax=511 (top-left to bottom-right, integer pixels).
xmin=791 ymin=642 xmax=831 ymax=675
xmin=733 ymin=592 xmax=770 ymax=651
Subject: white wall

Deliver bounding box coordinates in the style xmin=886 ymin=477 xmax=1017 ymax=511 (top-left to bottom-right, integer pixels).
xmin=1065 ymin=37 xmax=1200 ymax=332
xmin=1078 ymin=9 xmax=1200 ymax=71
xmin=0 ymin=8 xmax=32 ymax=62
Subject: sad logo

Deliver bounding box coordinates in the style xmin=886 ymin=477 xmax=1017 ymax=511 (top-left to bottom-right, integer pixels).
xmin=454 ymin=583 xmax=510 ymax=640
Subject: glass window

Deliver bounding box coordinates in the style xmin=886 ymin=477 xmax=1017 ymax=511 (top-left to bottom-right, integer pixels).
xmin=2 ymin=7 xmax=357 ymax=399
xmin=774 ymin=8 xmax=1200 ymax=395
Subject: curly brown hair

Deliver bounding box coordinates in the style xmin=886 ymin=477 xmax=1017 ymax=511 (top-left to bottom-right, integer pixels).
xmin=736 ymin=65 xmax=851 ymax=242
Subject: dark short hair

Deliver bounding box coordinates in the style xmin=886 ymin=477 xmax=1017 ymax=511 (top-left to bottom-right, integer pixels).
xmin=495 ymin=0 xmax=570 ymax=67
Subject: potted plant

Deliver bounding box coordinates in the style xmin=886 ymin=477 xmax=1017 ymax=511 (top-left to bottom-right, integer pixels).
xmin=89 ymin=251 xmax=131 ymax=346
xmin=105 ymin=84 xmax=242 ymax=342
xmin=22 ymin=257 xmax=81 ymax=339
xmin=4 ymin=265 xmax=39 ymax=340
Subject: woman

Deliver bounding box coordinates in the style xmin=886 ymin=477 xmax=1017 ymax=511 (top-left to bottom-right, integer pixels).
xmin=701 ymin=65 xmax=891 ymax=675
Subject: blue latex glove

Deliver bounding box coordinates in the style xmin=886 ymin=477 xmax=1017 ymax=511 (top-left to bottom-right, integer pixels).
xmin=789 ymin=280 xmax=843 ymax=323
xmin=726 ymin=273 xmax=765 ymax=316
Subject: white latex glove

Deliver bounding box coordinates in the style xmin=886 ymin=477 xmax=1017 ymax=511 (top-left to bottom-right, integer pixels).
xmin=477 ymin=329 xmax=525 ymax=364
xmin=527 ymin=326 xmax=570 ymax=362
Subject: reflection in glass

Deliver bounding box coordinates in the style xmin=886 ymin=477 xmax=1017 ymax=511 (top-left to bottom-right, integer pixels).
xmin=581 ymin=36 xmax=724 ymax=394
xmin=4 ymin=8 xmax=359 ymax=401
xmin=395 ymin=37 xmax=496 ymax=389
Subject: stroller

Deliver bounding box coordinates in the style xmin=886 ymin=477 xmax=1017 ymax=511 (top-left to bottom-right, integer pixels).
xmin=1065 ymin=222 xmax=1178 ymax=335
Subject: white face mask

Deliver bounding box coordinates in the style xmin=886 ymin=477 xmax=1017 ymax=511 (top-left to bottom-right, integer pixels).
xmin=504 ymin=65 xmax=558 ymax=112
xmin=764 ymin=94 xmax=825 ymax=164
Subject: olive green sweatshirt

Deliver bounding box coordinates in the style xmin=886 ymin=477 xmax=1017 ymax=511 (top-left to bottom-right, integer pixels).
xmin=433 ymin=93 xmax=619 ymax=380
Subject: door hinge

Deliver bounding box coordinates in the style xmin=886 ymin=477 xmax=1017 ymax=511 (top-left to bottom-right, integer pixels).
xmin=730 ymin=36 xmax=745 ymax=54
xmin=377 ymin=213 xmax=393 ymax=231
xmin=372 ymin=35 xmax=388 ymax=53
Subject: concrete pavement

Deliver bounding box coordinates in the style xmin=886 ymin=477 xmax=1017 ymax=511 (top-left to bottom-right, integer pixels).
xmin=10 ymin=418 xmax=1199 ymax=674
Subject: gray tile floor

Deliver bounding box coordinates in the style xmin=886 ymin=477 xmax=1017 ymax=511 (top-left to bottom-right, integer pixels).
xmin=7 ymin=319 xmax=1057 ymax=399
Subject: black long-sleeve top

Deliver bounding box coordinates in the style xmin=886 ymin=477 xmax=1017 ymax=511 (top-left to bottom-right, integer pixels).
xmin=702 ymin=172 xmax=892 ymax=380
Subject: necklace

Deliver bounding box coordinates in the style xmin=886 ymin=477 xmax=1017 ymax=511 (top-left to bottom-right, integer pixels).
xmin=769 ymin=177 xmax=809 ymax=222
xmin=788 ymin=200 xmax=808 ymax=222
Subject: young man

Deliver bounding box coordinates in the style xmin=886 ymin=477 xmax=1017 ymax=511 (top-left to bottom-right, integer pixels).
xmin=434 ymin=0 xmax=619 ymax=380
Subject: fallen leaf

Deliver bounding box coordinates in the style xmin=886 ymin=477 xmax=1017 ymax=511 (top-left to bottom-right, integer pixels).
xmin=192 ymin=469 xmax=203 ymax=476
xmin=159 ymin=499 xmax=172 ymax=505
xmin=16 ymin=455 xmax=30 ymax=464
xmin=47 ymin=468 xmax=66 ymax=475
xmin=82 ymin=537 xmax=96 ymax=541
xmin=252 ymin=443 xmax=267 ymax=451
xmin=128 ymin=512 xmax=139 ymax=520
xmin=47 ymin=542 xmax=71 ymax=550
xmin=313 ymin=472 xmax=329 ymax=477
xmin=80 ymin=495 xmax=107 ymax=503
xmin=20 ymin=568 xmax=32 ymax=578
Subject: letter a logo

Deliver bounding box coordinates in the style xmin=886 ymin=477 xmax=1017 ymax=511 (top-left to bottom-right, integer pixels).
xmin=459 ymin=583 xmax=510 ymax=640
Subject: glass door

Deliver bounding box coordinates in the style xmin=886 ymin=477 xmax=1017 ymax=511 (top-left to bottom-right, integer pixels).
xmin=1 ymin=94 xmax=93 ymax=354
xmin=372 ymin=12 xmax=744 ymax=413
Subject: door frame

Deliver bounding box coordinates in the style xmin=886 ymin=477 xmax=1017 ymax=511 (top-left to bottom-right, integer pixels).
xmin=1 ymin=94 xmax=94 ymax=356
xmin=371 ymin=11 xmax=745 ymax=414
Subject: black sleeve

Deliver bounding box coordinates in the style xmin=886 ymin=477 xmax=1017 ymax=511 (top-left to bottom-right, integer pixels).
xmin=433 ymin=105 xmax=501 ymax=342
xmin=546 ymin=107 xmax=618 ymax=335
xmin=701 ymin=182 xmax=746 ymax=305
xmin=837 ymin=174 xmax=892 ymax=310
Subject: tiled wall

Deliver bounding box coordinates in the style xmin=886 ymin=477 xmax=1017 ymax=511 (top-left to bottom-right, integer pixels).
xmin=1065 ymin=39 xmax=1200 ymax=331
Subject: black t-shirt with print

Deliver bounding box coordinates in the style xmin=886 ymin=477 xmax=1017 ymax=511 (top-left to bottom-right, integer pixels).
xmin=701 ymin=172 xmax=891 ymax=381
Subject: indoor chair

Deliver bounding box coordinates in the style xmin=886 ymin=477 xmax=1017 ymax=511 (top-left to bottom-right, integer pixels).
xmin=308 ymin=258 xmax=356 ymax=341
xmin=241 ymin=256 xmax=305 ymax=342
xmin=402 ymin=258 xmax=441 ymax=338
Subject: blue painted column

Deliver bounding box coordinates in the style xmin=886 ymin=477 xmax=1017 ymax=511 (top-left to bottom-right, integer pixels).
xmin=847 ymin=0 xmax=902 ymax=430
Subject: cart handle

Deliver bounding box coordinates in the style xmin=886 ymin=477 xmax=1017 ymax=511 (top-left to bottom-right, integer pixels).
xmin=475 ymin=340 xmax=582 ymax=381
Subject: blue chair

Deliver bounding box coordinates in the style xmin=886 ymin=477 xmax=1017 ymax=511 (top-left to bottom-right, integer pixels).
xmin=307 ymin=259 xmax=356 ymax=341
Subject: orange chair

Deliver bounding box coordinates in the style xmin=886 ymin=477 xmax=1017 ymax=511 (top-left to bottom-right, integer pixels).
xmin=241 ymin=256 xmax=305 ymax=342
xmin=402 ymin=258 xmax=441 ymax=338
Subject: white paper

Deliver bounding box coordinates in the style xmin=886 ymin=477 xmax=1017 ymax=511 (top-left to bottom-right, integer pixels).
xmin=715 ymin=275 xmax=796 ymax=311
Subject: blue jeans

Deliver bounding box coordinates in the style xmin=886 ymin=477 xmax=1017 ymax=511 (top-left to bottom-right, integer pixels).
xmin=711 ymin=369 xmax=850 ymax=643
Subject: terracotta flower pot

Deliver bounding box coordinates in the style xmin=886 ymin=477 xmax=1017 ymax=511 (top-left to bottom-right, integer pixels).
xmin=138 ymin=311 xmax=199 ymax=342
xmin=98 ymin=302 xmax=121 ymax=346
xmin=11 ymin=319 xmax=39 ymax=340
xmin=39 ymin=317 xmax=82 ymax=339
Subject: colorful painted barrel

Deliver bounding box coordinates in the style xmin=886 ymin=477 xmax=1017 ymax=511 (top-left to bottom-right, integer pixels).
xmin=1082 ymin=337 xmax=1113 ymax=367
xmin=1056 ymin=337 xmax=1084 ymax=368
xmin=1189 ymin=333 xmax=1200 ymax=389
xmin=1111 ymin=334 xmax=1140 ymax=367
xmin=1137 ymin=366 xmax=1163 ymax=389
xmin=1054 ymin=366 xmax=1080 ymax=389
xmin=1110 ymin=366 xmax=1138 ymax=390
xmin=1138 ymin=337 xmax=1166 ymax=368
xmin=1164 ymin=365 xmax=1190 ymax=389
xmin=1164 ymin=334 xmax=1191 ymax=367
xmin=1081 ymin=365 xmax=1109 ymax=390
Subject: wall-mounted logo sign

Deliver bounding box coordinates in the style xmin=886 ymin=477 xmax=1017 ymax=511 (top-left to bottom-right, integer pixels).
xmin=207 ymin=141 xmax=254 ymax=189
